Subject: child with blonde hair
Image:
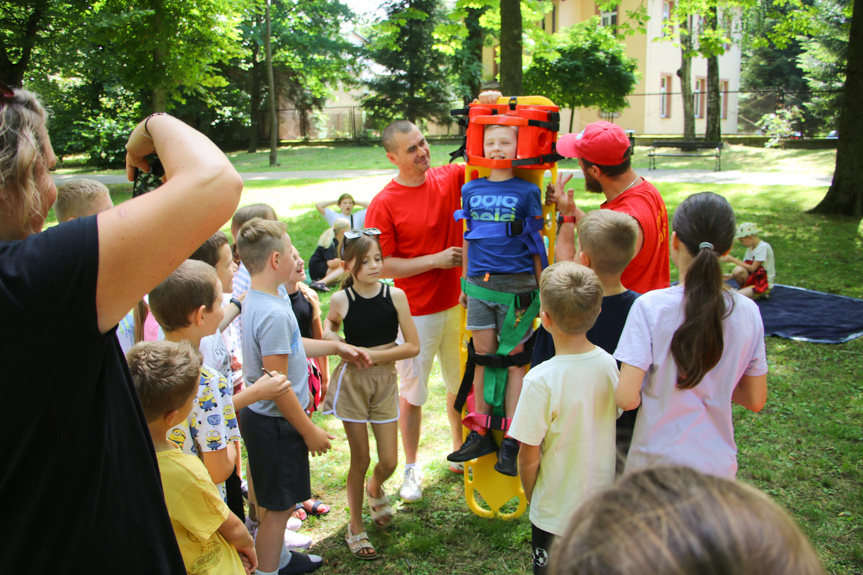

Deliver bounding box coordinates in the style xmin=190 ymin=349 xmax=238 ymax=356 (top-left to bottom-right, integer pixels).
xmin=54 ymin=178 xmax=113 ymax=222
xmin=308 ymin=217 xmax=350 ymax=291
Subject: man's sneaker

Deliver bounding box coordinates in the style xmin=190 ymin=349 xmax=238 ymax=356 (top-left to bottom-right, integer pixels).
xmin=284 ymin=529 xmax=313 ymax=550
xmin=449 ymin=461 xmax=464 ymax=474
xmin=494 ymin=437 xmax=520 ymax=477
xmin=447 ymin=430 xmax=497 ymax=462
xmin=399 ymin=466 xmax=423 ymax=503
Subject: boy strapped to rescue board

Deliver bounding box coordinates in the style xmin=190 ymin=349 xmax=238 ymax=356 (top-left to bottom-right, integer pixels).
xmin=446 ymin=123 xmax=545 ymax=476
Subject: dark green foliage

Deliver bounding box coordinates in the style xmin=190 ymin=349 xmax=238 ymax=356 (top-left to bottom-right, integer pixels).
xmin=524 ymin=19 xmax=637 ymax=132
xmin=362 ymin=0 xmax=455 ymax=128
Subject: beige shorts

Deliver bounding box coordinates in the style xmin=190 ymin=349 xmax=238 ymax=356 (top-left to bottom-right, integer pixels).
xmin=321 ymin=361 xmax=399 ymax=424
xmin=396 ymin=304 xmax=462 ymax=406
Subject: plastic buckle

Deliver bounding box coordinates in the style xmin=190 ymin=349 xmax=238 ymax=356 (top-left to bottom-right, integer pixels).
xmin=514 ymin=291 xmax=535 ymax=309
xmin=506 ymin=220 xmax=525 ymax=236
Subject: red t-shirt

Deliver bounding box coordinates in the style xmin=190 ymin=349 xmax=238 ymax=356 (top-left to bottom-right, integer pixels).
xmin=366 ymin=164 xmax=465 ymax=316
xmin=602 ymin=179 xmax=670 ymax=293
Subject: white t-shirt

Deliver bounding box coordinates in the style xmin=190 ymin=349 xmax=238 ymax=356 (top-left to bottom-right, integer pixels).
xmin=614 ymin=285 xmax=768 ymax=479
xmin=508 ymin=349 xmax=619 ymax=535
xmin=745 ymin=239 xmax=776 ymax=287
xmin=324 ymin=207 xmax=366 ymax=229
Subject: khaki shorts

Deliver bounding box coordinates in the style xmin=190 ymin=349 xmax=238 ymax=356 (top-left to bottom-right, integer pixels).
xmin=321 ymin=361 xmax=399 ymax=424
xmin=397 ymin=304 xmax=462 ymax=406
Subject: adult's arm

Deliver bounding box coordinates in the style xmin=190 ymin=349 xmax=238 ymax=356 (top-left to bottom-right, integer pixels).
xmin=97 ymin=115 xmax=243 ymax=333
xmin=380 ymin=247 xmax=463 ymax=280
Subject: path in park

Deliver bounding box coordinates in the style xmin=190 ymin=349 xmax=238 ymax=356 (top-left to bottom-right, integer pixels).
xmin=53 ymin=167 xmax=833 ymax=188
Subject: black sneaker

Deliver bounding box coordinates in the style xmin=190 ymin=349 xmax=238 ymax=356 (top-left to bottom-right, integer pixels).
xmin=494 ymin=437 xmax=520 ymax=476
xmin=447 ymin=430 xmax=498 ymax=462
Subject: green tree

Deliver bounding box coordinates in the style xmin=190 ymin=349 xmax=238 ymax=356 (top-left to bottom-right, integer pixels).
xmin=94 ymin=0 xmax=246 ymax=112
xmin=363 ymin=0 xmax=455 ymax=127
xmin=797 ymin=0 xmax=850 ymax=131
xmin=524 ymin=19 xmax=637 ymax=132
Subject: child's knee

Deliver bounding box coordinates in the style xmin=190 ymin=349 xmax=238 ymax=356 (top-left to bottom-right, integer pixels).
xmin=376 ymin=457 xmax=397 ymax=478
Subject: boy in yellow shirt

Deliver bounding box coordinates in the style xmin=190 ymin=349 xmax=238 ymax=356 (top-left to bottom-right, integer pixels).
xmin=127 ymin=340 xmax=257 ymax=574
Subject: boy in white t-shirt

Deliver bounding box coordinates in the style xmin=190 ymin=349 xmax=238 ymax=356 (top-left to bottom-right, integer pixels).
xmin=721 ymin=222 xmax=776 ymax=300
xmin=508 ymin=261 xmax=619 ymax=575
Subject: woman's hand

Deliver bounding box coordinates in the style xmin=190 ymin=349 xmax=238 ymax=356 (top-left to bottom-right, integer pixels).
xmin=125 ymin=117 xmax=158 ymax=182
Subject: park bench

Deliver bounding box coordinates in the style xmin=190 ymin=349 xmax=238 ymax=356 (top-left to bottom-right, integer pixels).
xmin=647 ymin=140 xmax=724 ymax=171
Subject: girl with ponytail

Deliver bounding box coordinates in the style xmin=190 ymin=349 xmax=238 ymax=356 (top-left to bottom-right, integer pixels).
xmin=613 ymin=192 xmax=768 ymax=479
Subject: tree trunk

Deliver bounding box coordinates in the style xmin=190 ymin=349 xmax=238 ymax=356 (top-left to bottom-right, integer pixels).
xmin=0 ymin=1 xmax=47 ymax=87
xmin=463 ymin=6 xmax=486 ymax=103
xmin=677 ymin=16 xmax=695 ymax=139
xmin=150 ymin=0 xmax=168 ymax=112
xmin=264 ymin=0 xmax=278 ymax=167
xmin=247 ymin=13 xmax=262 ymax=154
xmin=705 ymin=8 xmax=721 ymax=142
xmin=499 ymin=0 xmax=522 ymax=96
xmin=811 ymin=0 xmax=863 ymax=216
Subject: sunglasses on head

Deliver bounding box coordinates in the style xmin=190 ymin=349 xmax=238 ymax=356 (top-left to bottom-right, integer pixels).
xmin=0 ymin=82 xmax=15 ymax=100
xmin=344 ymin=227 xmax=381 ymax=240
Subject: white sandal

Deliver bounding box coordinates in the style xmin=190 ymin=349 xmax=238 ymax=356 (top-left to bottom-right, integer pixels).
xmin=367 ymin=484 xmax=393 ymax=528
xmin=345 ymin=525 xmax=378 ymax=560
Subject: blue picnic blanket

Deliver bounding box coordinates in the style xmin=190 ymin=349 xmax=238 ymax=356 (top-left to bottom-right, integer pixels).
xmin=753 ymin=284 xmax=863 ymax=344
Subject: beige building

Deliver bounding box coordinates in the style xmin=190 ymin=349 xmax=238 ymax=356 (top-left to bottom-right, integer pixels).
xmin=483 ymin=0 xmax=742 ymax=137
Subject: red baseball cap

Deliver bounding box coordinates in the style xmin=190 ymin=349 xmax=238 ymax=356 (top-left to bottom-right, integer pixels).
xmin=557 ymin=121 xmax=632 ymax=166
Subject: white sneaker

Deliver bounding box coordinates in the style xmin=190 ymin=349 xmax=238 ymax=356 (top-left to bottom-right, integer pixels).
xmin=287 ymin=517 xmax=303 ymax=532
xmin=399 ymin=466 xmax=423 ymax=503
xmin=284 ymin=529 xmax=313 ymax=550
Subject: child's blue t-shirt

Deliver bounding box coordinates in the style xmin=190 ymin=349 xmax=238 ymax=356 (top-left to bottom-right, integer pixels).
xmin=242 ymin=288 xmax=310 ymax=417
xmin=461 ymin=176 xmax=542 ymax=276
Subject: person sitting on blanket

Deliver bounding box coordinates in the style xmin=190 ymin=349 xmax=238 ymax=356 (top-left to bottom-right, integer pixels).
xmin=721 ymin=222 xmax=775 ymax=300
xmin=446 ymin=124 xmax=544 ymax=477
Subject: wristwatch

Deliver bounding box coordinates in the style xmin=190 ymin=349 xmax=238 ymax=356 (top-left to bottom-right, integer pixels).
xmin=557 ymin=214 xmax=577 ymax=225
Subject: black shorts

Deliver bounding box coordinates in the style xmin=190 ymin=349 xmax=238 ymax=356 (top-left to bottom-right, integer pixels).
xmin=239 ymin=407 xmax=311 ymax=511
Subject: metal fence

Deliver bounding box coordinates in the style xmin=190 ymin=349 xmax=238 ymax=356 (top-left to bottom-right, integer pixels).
xmin=272 ymin=90 xmax=842 ymax=141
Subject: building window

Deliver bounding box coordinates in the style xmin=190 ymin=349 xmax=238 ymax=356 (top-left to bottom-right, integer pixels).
xmin=662 ymin=1 xmax=674 ymax=37
xmin=601 ymin=6 xmax=618 ymax=27
xmin=694 ymin=77 xmax=706 ymax=119
xmin=720 ymin=80 xmax=729 ymax=119
xmin=660 ymin=75 xmax=672 ymax=118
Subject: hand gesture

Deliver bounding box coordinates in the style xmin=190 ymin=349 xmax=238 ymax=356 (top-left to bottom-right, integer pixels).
xmin=436 ymin=246 xmax=463 ymax=269
xmin=551 ymin=173 xmax=577 ymax=216
xmin=304 ymin=425 xmax=335 ymax=456
xmin=255 ymin=371 xmax=291 ymax=401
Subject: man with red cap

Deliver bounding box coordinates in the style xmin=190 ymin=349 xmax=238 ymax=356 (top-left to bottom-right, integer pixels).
xmin=552 ymin=121 xmax=669 ymax=294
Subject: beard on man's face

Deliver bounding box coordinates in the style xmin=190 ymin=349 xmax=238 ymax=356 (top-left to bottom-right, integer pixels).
xmin=583 ymin=170 xmax=603 ymax=194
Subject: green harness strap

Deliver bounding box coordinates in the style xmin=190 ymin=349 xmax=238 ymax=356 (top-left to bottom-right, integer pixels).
xmin=462 ymin=278 xmax=541 ymax=415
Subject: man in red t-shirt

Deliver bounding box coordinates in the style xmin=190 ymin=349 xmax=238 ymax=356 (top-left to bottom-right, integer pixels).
xmin=551 ymin=121 xmax=670 ymax=294
xmin=365 ymin=99 xmax=504 ymax=502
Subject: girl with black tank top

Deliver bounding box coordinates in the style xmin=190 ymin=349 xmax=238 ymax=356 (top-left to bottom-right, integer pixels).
xmin=321 ymin=232 xmax=420 ymax=561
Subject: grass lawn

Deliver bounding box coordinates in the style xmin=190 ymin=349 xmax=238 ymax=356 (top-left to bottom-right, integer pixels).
xmin=53 ymin=140 xmax=838 ymax=177
xmin=50 ymin=152 xmax=861 ymax=574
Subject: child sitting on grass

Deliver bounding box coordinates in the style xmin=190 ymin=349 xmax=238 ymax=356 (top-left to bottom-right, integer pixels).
xmin=721 ymin=221 xmax=776 ymax=300
xmin=128 ymin=340 xmax=257 ymax=574
xmin=508 ymin=261 xmax=619 ymax=575
xmin=447 ymin=123 xmax=544 ymax=476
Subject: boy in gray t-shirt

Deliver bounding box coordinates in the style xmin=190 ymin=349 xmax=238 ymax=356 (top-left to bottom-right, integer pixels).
xmin=235 ymin=218 xmax=370 ymax=575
